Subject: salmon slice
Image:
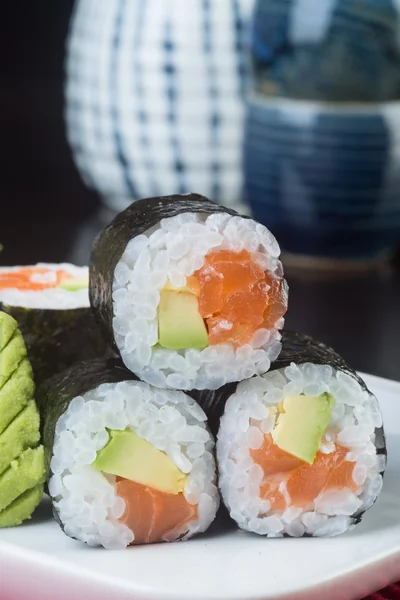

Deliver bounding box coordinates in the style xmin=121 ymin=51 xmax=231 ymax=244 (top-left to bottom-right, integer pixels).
xmin=323 ymin=448 xmax=357 ymax=493
xmin=250 ymin=434 xmax=305 ymax=477
xmin=262 ymin=277 xmax=289 ymax=330
xmin=285 ymin=453 xmax=338 ymax=508
xmin=223 ymin=281 xmax=269 ymax=325
xmin=185 ymin=276 xmax=201 ymax=296
xmin=196 ymin=270 xmax=224 ymax=317
xmin=0 ymin=268 xmax=73 ymax=291
xmin=194 ymin=249 xmax=287 ymax=347
xmin=206 ymin=249 xmax=265 ymax=296
xmin=251 ymin=434 xmax=306 ymax=511
xmin=251 ymin=434 xmax=357 ymax=510
xmin=259 ymin=482 xmax=287 ymax=511
xmin=115 ymin=478 xmax=198 ymax=545
xmin=206 ymin=319 xmax=253 ymax=347
xmin=286 ymin=447 xmax=358 ymax=507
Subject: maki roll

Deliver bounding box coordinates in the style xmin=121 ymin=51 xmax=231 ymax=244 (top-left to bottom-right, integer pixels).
xmin=0 ymin=311 xmax=45 ymax=527
xmin=0 ymin=263 xmax=108 ymax=385
xmin=90 ymin=194 xmax=288 ymax=390
xmin=38 ymin=359 xmax=219 ymax=549
xmin=210 ymin=331 xmax=386 ymax=537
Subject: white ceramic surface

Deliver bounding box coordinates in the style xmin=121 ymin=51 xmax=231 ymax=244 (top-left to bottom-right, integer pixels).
xmin=0 ymin=372 xmax=399 ymax=600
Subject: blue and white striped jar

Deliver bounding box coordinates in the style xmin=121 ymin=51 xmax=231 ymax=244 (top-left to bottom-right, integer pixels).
xmin=65 ymin=0 xmax=254 ymax=212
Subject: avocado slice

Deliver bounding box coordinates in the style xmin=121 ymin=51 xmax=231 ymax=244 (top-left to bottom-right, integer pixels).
xmin=57 ymin=277 xmax=88 ymax=291
xmin=163 ymin=277 xmax=200 ymax=295
xmin=158 ymin=290 xmax=208 ymax=350
xmin=92 ymin=430 xmax=187 ymax=494
xmin=272 ymin=393 xmax=335 ymax=465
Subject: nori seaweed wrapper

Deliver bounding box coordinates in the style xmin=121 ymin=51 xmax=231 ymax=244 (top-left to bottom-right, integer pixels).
xmin=37 ymin=358 xmax=136 ymax=476
xmin=37 ymin=357 xmax=219 ymax=537
xmin=197 ymin=330 xmax=386 ymax=528
xmin=0 ymin=304 xmax=110 ymax=386
xmin=37 ymin=358 xmax=137 ymax=530
xmin=90 ymin=193 xmax=239 ymax=357
xmin=272 ymin=330 xmax=386 ymax=458
xmin=196 ymin=330 xmax=386 ymax=455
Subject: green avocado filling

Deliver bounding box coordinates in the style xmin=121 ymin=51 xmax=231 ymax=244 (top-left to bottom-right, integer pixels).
xmin=272 ymin=393 xmax=335 ymax=465
xmin=92 ymin=429 xmax=187 ymax=494
xmin=0 ymin=312 xmax=45 ymax=527
xmin=57 ymin=277 xmax=88 ymax=291
xmin=158 ymin=290 xmax=208 ymax=350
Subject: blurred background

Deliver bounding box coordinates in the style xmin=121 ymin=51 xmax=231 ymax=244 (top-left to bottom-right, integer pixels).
xmin=1 ymin=0 xmax=400 ymax=379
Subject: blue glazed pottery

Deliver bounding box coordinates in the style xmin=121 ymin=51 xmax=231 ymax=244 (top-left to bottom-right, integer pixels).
xmin=65 ymin=0 xmax=254 ymax=213
xmin=244 ymin=0 xmax=400 ymax=261
xmin=244 ymin=96 xmax=400 ymax=259
xmin=251 ymin=0 xmax=400 ymax=102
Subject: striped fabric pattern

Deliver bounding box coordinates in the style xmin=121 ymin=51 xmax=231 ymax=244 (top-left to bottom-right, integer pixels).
xmin=65 ymin=0 xmax=255 ymax=212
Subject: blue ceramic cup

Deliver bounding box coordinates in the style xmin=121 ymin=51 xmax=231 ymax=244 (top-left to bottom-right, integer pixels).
xmin=251 ymin=0 xmax=400 ymax=103
xmin=244 ymin=95 xmax=400 ymax=260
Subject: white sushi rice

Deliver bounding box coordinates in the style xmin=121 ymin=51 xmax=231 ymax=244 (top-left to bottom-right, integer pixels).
xmin=48 ymin=380 xmax=219 ymax=549
xmin=112 ymin=212 xmax=285 ymax=390
xmin=0 ymin=263 xmax=89 ymax=309
xmin=217 ymin=363 xmax=385 ymax=537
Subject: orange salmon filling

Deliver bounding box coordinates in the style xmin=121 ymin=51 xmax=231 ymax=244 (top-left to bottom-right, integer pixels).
xmin=250 ymin=434 xmax=357 ymax=512
xmin=116 ymin=478 xmax=198 ymax=544
xmin=0 ymin=268 xmax=74 ymax=291
xmin=193 ymin=249 xmax=287 ymax=347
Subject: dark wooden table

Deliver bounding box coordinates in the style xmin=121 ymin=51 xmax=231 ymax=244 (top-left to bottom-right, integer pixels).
xmin=1 ymin=203 xmax=400 ymax=383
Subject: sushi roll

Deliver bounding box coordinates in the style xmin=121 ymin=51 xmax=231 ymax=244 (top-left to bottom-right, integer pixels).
xmin=90 ymin=194 xmax=288 ymax=390
xmin=208 ymin=331 xmax=386 ymax=537
xmin=38 ymin=358 xmax=219 ymax=549
xmin=0 ymin=311 xmax=45 ymax=527
xmin=0 ymin=263 xmax=108 ymax=385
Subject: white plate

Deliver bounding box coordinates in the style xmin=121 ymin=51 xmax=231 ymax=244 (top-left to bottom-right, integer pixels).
xmin=1 ymin=373 xmax=399 ymax=600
